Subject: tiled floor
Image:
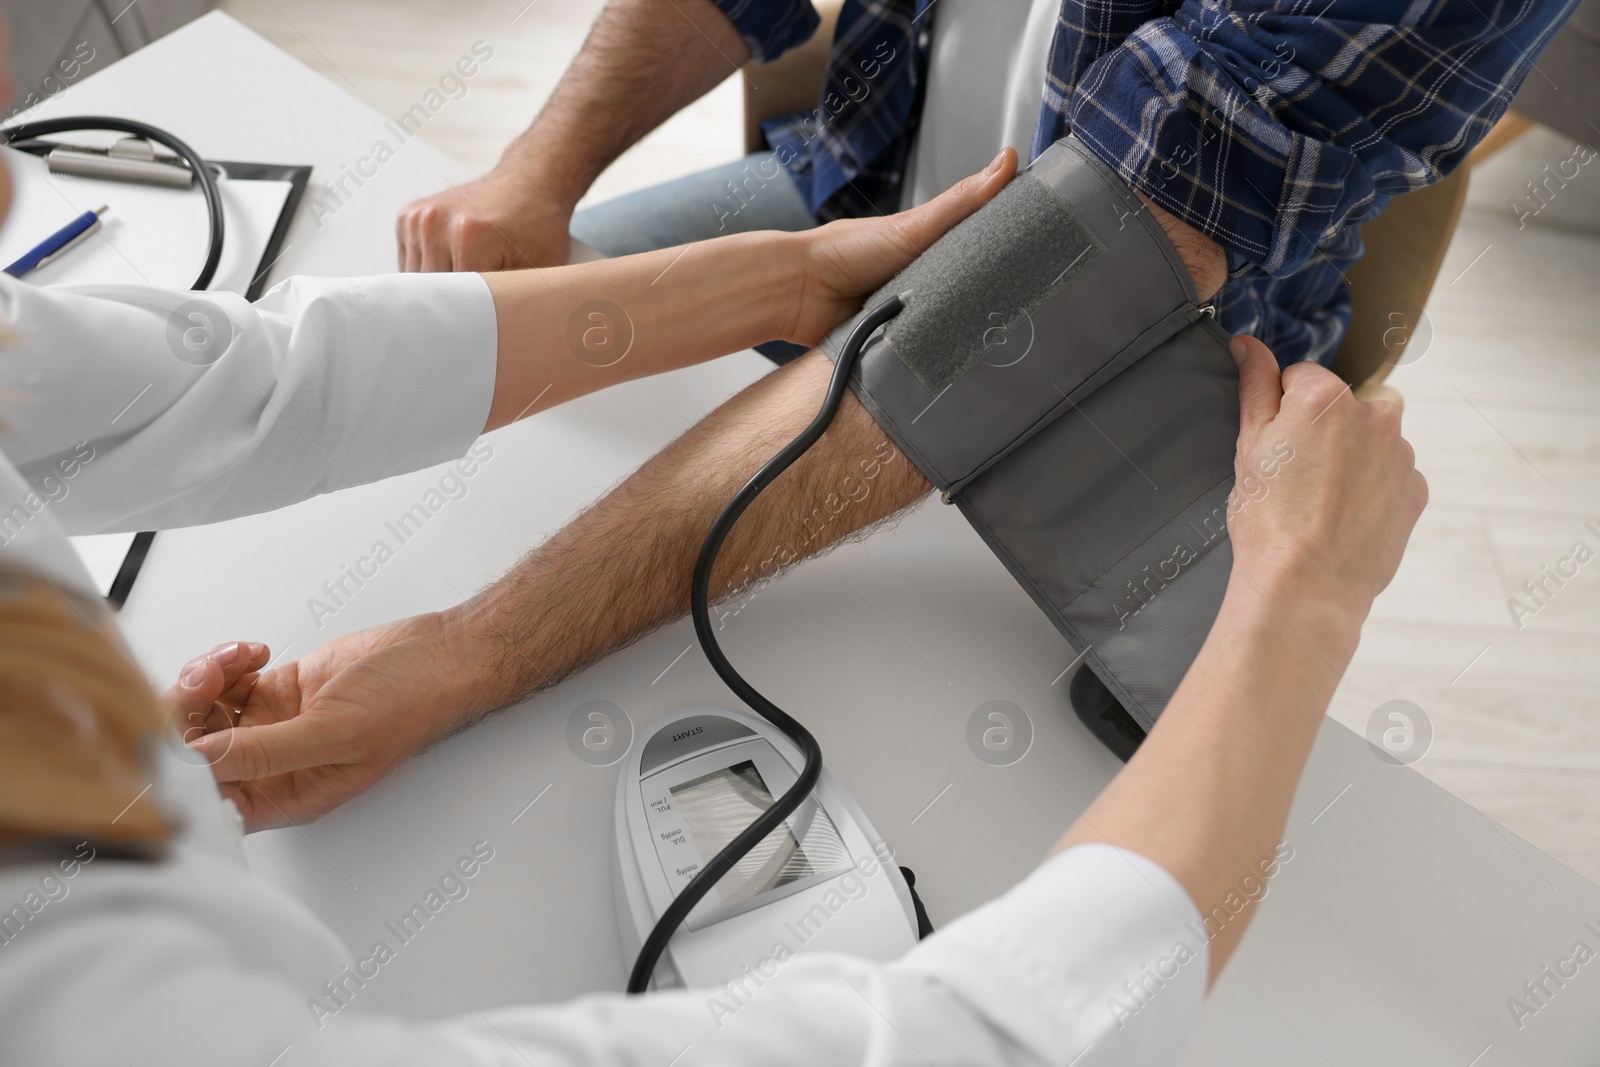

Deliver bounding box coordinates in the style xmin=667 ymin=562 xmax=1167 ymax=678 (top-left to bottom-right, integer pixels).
xmin=221 ymin=0 xmax=1600 ymax=882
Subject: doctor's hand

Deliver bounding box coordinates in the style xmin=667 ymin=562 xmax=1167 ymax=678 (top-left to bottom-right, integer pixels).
xmin=1225 ymin=335 xmax=1428 ymax=614
xmin=183 ymin=614 xmax=470 ymax=830
xmin=783 ymin=148 xmax=1018 ymax=346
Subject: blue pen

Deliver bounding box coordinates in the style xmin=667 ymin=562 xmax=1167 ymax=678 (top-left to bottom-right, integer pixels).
xmin=5 ymin=204 xmax=109 ymax=278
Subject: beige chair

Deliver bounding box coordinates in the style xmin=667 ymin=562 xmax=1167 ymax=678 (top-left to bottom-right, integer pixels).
xmin=1336 ymin=109 xmax=1532 ymax=406
xmin=1333 ymin=165 xmax=1470 ymax=408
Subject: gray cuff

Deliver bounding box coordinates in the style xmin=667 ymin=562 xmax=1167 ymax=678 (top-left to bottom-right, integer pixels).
xmin=821 ymin=136 xmax=1239 ymax=728
xmin=821 ymin=136 xmax=1209 ymax=494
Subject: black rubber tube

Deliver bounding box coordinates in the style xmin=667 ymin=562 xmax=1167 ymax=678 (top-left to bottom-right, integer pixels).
xmin=626 ymin=294 xmax=907 ymax=993
xmin=0 ymin=116 xmax=224 ymax=292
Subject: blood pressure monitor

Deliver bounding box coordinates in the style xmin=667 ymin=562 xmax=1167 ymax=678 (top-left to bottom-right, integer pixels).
xmin=614 ymin=707 xmax=920 ymax=990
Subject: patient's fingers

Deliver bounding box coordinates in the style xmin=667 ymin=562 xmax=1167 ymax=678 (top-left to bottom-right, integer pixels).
xmin=420 ymin=222 xmax=456 ymax=273
xmin=186 ymin=666 xmax=253 ymax=740
xmin=217 ymin=671 xmax=261 ymax=712
xmin=401 ymin=210 xmax=431 ymax=272
xmin=397 ymin=214 xmax=415 ymax=271
xmin=164 ymin=642 xmax=269 ymax=734
xmin=166 ymin=658 xmax=223 ymax=739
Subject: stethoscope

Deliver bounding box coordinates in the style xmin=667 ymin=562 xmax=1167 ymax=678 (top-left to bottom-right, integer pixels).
xmin=0 ymin=116 xmax=224 ymax=291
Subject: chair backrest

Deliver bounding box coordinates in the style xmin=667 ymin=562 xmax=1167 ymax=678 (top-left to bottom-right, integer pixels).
xmin=1331 ymin=164 xmax=1470 ymax=388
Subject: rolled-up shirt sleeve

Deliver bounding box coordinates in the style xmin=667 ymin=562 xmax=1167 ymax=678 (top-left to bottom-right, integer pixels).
xmin=1046 ymin=0 xmax=1577 ymax=276
xmin=0 ymin=271 xmax=497 ymax=535
xmin=708 ymin=0 xmax=820 ymax=64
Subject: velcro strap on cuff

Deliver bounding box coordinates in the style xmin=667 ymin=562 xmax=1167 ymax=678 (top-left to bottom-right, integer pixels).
xmin=821 ymin=136 xmax=1209 ymax=493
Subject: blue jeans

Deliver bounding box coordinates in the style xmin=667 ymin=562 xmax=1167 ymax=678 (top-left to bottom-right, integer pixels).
xmin=571 ymin=152 xmax=818 ymax=364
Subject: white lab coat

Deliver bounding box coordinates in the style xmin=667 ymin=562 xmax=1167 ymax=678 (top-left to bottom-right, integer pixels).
xmin=0 ymin=274 xmax=1207 ymax=1066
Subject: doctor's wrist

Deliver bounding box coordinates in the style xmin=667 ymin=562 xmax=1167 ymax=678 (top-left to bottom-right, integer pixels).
xmin=700 ymin=230 xmax=814 ymax=349
xmin=1224 ymin=559 xmax=1369 ymax=668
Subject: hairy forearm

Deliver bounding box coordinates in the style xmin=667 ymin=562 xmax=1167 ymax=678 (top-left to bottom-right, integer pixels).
xmin=447 ymin=349 xmax=931 ymax=716
xmin=481 ymin=230 xmax=806 ymax=429
xmin=1141 ymin=195 xmax=1226 ymax=302
xmin=500 ymin=0 xmax=750 ymax=210
xmin=1055 ymin=567 xmax=1366 ymax=982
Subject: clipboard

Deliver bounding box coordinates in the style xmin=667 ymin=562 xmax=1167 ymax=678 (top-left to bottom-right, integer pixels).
xmin=5 ymin=141 xmax=312 ymax=608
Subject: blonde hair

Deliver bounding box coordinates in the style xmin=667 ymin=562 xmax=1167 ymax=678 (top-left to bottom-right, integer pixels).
xmin=0 ymin=562 xmax=169 ymax=853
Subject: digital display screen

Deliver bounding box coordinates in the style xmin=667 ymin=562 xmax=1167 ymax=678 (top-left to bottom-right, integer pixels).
xmin=669 ymin=760 xmax=846 ymax=906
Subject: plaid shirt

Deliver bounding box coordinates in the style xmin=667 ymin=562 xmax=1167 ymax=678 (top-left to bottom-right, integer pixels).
xmin=714 ymin=0 xmax=1577 ymax=365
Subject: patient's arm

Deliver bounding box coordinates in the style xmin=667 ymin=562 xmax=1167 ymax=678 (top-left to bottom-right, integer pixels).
xmin=460 ymin=195 xmax=1226 ymax=697
xmin=193 ymin=348 xmax=932 ymax=828
xmin=193 ymin=193 xmax=1223 ymax=830
xmin=465 ymin=349 xmax=932 ymax=711
xmin=397 ymin=0 xmax=752 ymax=273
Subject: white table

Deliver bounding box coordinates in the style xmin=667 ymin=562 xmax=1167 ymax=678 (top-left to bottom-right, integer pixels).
xmin=35 ymin=13 xmax=1600 ymax=1064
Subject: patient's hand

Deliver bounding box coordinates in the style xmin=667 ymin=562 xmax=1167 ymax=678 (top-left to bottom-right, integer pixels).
xmin=164 ymin=641 xmax=270 ymax=746
xmin=183 ymin=614 xmax=475 ymax=830
xmin=784 ymin=148 xmax=1018 ymax=345
xmin=397 ymin=169 xmax=573 ymax=273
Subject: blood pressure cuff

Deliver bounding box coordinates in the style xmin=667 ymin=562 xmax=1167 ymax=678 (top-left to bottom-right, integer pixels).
xmin=820 ymin=137 xmax=1239 ymax=730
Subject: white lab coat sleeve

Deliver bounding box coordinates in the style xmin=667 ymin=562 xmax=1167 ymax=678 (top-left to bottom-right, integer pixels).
xmin=1 ymin=840 xmax=1206 ymax=1067
xmin=0 ymin=271 xmax=497 ymax=534
xmin=455 ymin=843 xmax=1206 ymax=1067
xmin=415 ymin=845 xmax=1208 ymax=1066
xmin=890 ymin=843 xmax=1209 ymax=1064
